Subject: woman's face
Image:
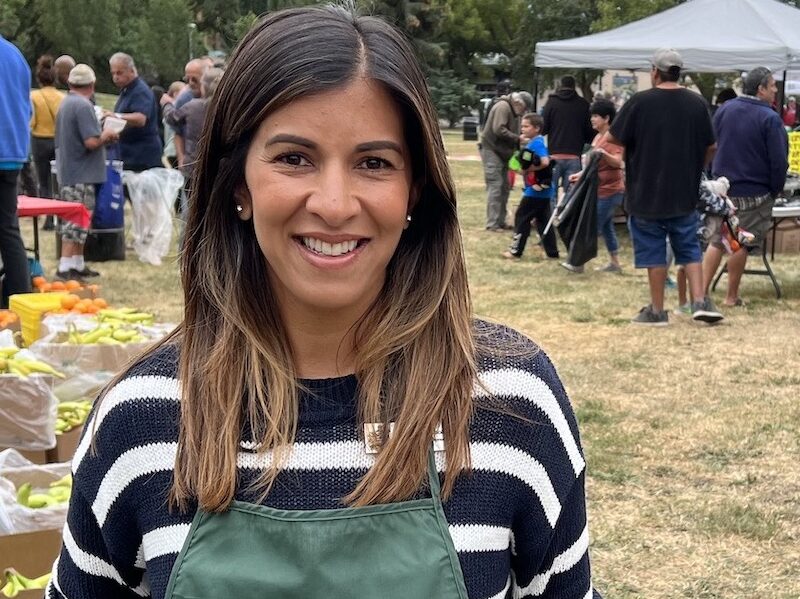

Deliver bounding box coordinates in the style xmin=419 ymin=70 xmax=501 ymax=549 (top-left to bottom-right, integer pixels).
xmin=590 ymin=113 xmax=610 ymax=132
xmin=240 ymin=78 xmax=414 ymax=321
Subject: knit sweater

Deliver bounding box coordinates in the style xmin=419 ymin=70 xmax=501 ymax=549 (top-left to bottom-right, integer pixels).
xmin=46 ymin=321 xmax=599 ymax=599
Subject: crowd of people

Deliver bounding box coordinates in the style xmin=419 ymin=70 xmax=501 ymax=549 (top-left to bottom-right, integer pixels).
xmin=481 ymin=49 xmax=790 ymax=326
xmin=0 ymin=38 xmax=225 ymax=306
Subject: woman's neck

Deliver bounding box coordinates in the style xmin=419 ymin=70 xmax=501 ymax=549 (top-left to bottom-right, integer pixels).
xmin=286 ymin=318 xmax=358 ymax=379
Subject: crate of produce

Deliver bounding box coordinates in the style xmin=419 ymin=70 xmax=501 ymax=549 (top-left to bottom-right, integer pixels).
xmin=9 ymin=293 xmax=67 ymax=347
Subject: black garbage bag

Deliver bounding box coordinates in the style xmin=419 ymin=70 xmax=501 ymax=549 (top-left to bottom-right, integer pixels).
xmin=555 ymin=152 xmax=600 ymax=267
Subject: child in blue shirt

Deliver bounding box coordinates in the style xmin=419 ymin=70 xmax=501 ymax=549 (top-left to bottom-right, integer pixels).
xmin=502 ymin=113 xmax=559 ymax=259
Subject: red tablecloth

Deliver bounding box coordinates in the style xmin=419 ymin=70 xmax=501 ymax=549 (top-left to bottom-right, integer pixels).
xmin=17 ymin=195 xmax=91 ymax=229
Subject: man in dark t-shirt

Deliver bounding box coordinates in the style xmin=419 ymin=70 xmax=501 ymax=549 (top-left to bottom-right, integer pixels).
xmin=609 ymin=48 xmax=723 ymax=326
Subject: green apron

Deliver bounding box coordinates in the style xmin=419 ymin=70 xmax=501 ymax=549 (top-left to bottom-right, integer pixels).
xmin=164 ymin=450 xmax=468 ymax=599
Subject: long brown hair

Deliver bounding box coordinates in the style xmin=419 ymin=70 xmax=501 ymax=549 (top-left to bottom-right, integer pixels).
xmin=134 ymin=5 xmax=475 ymax=512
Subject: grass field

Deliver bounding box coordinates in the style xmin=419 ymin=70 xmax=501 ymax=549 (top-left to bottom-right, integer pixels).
xmin=20 ymin=129 xmax=800 ymax=598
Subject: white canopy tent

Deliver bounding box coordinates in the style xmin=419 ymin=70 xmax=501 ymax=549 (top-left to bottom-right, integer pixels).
xmin=534 ymin=0 xmax=800 ymax=73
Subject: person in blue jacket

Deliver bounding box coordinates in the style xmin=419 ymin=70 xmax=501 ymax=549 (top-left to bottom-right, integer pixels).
xmin=0 ymin=34 xmax=32 ymax=307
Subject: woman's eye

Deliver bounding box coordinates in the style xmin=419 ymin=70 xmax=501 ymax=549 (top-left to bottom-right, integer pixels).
xmin=360 ymin=157 xmax=392 ymax=170
xmin=276 ymin=153 xmax=310 ymax=167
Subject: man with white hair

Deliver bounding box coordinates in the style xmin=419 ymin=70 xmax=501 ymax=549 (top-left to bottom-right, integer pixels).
xmin=703 ymin=67 xmax=788 ymax=306
xmin=108 ymin=52 xmax=162 ymax=171
xmin=164 ymin=57 xmax=212 ymax=168
xmin=480 ymin=90 xmax=527 ymax=231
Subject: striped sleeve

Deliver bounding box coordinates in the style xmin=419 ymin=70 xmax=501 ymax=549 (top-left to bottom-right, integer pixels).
xmin=512 ymin=472 xmax=595 ymax=598
xmin=504 ymin=350 xmax=597 ymax=599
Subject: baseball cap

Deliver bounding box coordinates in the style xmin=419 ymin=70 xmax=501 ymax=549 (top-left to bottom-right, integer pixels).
xmin=68 ymin=64 xmax=96 ymax=86
xmin=651 ymin=48 xmax=683 ymax=71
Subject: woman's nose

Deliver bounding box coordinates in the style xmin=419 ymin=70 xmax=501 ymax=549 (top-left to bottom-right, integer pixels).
xmin=305 ymin=164 xmax=361 ymax=226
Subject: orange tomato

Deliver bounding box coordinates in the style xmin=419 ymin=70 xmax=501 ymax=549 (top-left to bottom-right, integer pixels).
xmin=65 ymin=280 xmax=82 ymax=291
xmin=92 ymin=298 xmax=108 ymax=309
xmin=41 ymin=283 xmax=52 ymax=292
xmin=60 ymin=294 xmax=80 ymax=310
xmin=32 ymin=276 xmax=47 ymax=288
xmin=50 ymin=281 xmax=66 ymax=291
xmin=85 ymin=304 xmax=100 ymax=314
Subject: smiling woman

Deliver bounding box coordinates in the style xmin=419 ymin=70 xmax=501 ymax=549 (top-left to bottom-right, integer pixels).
xmin=47 ymin=5 xmax=601 ymax=599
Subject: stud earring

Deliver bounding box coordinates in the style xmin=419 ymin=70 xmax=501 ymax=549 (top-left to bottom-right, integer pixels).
xmin=236 ymin=205 xmax=243 ymax=213
xmin=404 ymin=214 xmax=412 ymax=230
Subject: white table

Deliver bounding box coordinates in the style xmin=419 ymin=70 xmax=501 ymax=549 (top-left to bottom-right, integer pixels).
xmin=712 ymin=203 xmax=800 ymax=299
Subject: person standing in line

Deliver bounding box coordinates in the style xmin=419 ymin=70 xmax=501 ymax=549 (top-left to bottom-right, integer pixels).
xmin=542 ymin=75 xmax=595 ymax=208
xmin=30 ymin=56 xmax=65 ymax=203
xmin=564 ymin=99 xmax=625 ymax=274
xmin=702 ymin=67 xmax=788 ymax=307
xmin=0 ymin=34 xmax=32 ymax=307
xmin=608 ymin=48 xmax=723 ymax=326
xmin=162 ymin=81 xmax=186 ymax=169
xmin=53 ymin=55 xmax=76 ymax=89
xmin=31 ymin=55 xmax=65 ymax=230
xmin=480 ymin=91 xmax=527 ymax=231
xmin=161 ymin=67 xmax=223 ymax=241
xmin=54 ymin=64 xmax=119 ymax=281
xmin=107 ymin=53 xmax=162 ymax=172
xmin=170 ymin=58 xmax=213 ymax=168
xmin=782 ymin=95 xmax=797 ymax=128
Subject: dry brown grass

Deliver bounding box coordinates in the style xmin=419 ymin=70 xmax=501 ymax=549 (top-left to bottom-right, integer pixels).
xmin=18 ymin=129 xmax=800 ymax=597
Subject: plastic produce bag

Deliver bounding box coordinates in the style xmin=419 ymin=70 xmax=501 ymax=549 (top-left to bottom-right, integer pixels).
xmin=124 ymin=168 xmax=184 ymax=266
xmin=29 ymin=331 xmax=152 ymax=380
xmin=0 ymin=449 xmax=71 ymax=535
xmin=0 ymin=346 xmax=58 ymax=451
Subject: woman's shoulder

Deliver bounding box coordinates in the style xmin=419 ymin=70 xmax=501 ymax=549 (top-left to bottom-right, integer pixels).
xmin=471 ymin=319 xmax=585 ymax=472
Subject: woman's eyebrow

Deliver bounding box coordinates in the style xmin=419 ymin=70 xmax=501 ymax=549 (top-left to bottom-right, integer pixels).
xmin=355 ymin=140 xmax=403 ymax=153
xmin=264 ymin=133 xmax=316 ymax=148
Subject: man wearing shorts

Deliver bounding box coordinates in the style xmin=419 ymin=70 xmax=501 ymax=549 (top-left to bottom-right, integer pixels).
xmin=609 ymin=48 xmax=723 ymax=325
xmin=702 ymin=67 xmax=788 ymax=306
xmin=54 ymin=64 xmax=118 ymax=280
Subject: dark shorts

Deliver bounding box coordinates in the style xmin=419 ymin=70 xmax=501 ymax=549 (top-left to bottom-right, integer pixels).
xmin=629 ymin=212 xmax=702 ymax=268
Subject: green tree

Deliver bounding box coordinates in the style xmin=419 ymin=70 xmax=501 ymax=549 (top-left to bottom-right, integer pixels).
xmin=514 ymin=0 xmax=601 ymax=98
xmin=118 ymin=0 xmax=197 ymax=85
xmin=427 ymin=68 xmax=479 ymax=126
xmin=592 ymin=0 xmax=682 ymax=32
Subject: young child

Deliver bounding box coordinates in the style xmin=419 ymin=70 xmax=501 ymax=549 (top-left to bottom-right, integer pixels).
xmin=502 ymin=113 xmax=559 ymax=260
xmin=675 ymin=176 xmax=754 ymax=313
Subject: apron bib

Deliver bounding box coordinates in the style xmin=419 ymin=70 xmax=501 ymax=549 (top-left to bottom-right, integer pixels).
xmin=164 ymin=450 xmax=468 ymax=599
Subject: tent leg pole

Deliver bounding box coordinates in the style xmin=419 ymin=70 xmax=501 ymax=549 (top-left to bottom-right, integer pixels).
xmin=533 ymin=68 xmax=540 ymax=112
xmin=780 ymin=70 xmax=787 ymax=116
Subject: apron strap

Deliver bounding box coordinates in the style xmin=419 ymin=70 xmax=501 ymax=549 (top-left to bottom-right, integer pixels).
xmin=426 ymin=446 xmax=442 ymax=501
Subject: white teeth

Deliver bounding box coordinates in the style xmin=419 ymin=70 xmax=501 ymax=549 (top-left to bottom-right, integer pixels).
xmin=302 ymin=237 xmax=359 ymax=256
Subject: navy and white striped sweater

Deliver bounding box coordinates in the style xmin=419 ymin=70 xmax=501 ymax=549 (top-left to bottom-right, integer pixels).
xmin=47 ymin=322 xmax=599 ymax=599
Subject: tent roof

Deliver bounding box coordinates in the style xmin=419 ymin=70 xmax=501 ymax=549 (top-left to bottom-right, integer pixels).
xmin=535 ymin=0 xmax=800 ymax=72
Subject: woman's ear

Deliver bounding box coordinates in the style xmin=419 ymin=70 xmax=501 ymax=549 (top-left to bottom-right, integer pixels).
xmin=234 ymin=185 xmax=253 ymax=220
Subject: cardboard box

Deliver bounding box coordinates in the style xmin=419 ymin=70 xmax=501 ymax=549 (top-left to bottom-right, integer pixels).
xmin=766 ymin=219 xmax=800 ymax=253
xmin=0 ymin=528 xmax=62 ymax=598
xmin=45 ymin=424 xmax=83 ymax=464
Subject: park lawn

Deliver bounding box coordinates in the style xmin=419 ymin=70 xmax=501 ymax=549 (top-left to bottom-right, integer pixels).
xmin=21 ymin=129 xmax=800 ymax=598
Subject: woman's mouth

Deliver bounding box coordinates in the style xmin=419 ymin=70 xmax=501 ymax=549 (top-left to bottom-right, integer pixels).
xmin=299 ymin=236 xmax=364 ymax=257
